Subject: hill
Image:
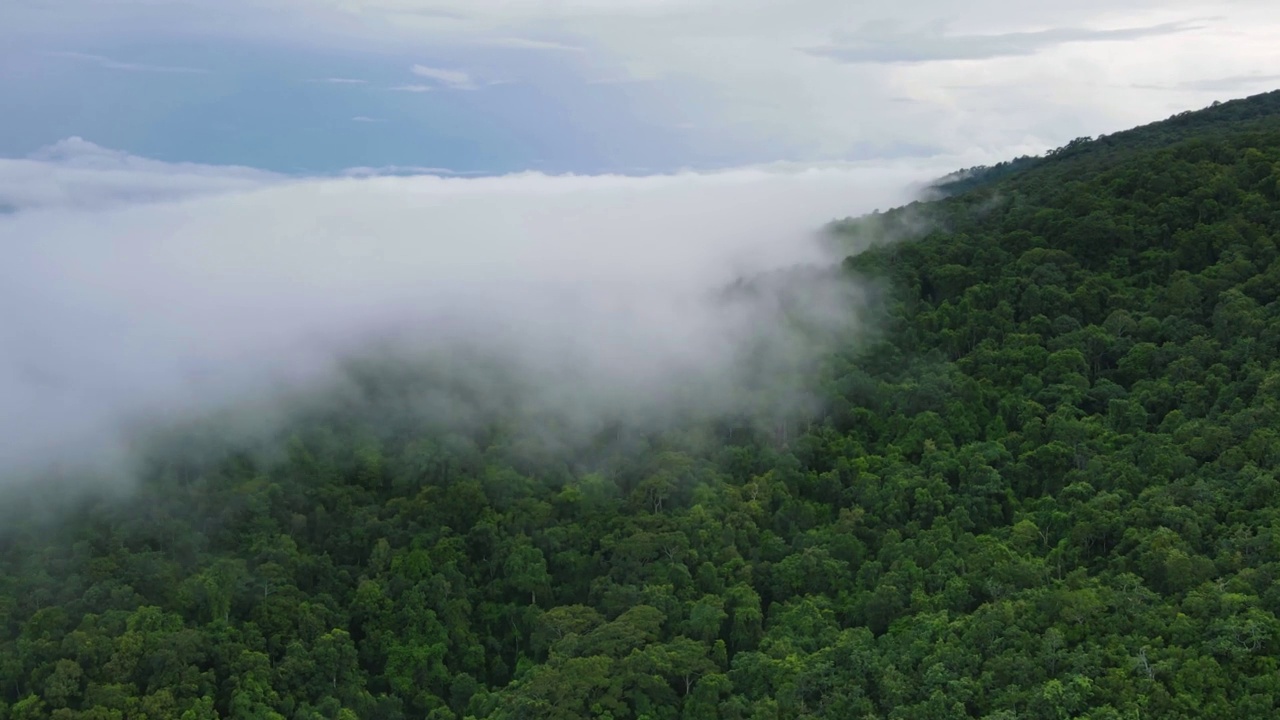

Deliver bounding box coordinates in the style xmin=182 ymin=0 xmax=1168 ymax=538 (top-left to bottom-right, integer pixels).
xmin=5 ymin=91 xmax=1280 ymax=720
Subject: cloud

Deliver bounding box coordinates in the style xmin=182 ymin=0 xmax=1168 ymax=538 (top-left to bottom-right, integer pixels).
xmin=1132 ymin=73 xmax=1280 ymax=93
xmin=351 ymin=115 xmax=384 ymax=122
xmin=340 ymin=164 xmax=482 ymax=177
xmin=335 ymin=2 xmax=1258 ymax=163
xmin=388 ymin=83 xmax=434 ymax=92
xmin=0 ymin=142 xmax=948 ymax=484
xmin=585 ymin=75 xmax=655 ymax=86
xmin=0 ymin=137 xmax=281 ymax=212
xmin=807 ymin=20 xmax=1199 ymax=64
xmin=479 ymin=37 xmax=586 ymax=52
xmin=411 ymin=64 xmax=477 ymax=89
xmin=42 ymin=50 xmax=209 ymax=74
xmin=310 ymin=77 xmax=368 ymax=84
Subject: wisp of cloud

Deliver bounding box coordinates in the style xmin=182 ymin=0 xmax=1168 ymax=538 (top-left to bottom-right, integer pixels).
xmin=0 ymin=145 xmax=942 ymax=488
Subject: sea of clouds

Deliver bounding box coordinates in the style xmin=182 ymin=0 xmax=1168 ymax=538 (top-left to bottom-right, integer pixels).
xmin=0 ymin=140 xmax=949 ymax=485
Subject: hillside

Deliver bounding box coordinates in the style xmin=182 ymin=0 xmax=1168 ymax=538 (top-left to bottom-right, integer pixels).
xmin=931 ymin=89 xmax=1280 ymax=197
xmin=5 ymin=92 xmax=1280 ymax=720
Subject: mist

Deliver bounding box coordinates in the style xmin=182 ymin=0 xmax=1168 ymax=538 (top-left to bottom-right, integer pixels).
xmin=0 ymin=152 xmax=944 ymax=488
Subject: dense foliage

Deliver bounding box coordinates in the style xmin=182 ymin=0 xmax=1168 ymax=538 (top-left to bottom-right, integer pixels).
xmin=5 ymin=91 xmax=1280 ymax=720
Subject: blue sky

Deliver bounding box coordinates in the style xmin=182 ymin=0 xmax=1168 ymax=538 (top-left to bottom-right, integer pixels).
xmin=1 ymin=0 xmax=1277 ymax=175
xmin=1 ymin=39 xmax=715 ymax=175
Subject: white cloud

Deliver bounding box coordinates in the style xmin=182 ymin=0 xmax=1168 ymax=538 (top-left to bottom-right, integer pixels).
xmin=351 ymin=115 xmax=383 ymax=122
xmin=1137 ymin=73 xmax=1280 ymax=92
xmin=807 ymin=20 xmax=1199 ymax=63
xmin=340 ymin=164 xmax=481 ymax=176
xmin=350 ymin=0 xmax=1280 ymax=159
xmin=42 ymin=50 xmax=209 ymax=74
xmin=310 ymin=76 xmax=368 ymax=84
xmin=388 ymin=83 xmax=434 ymax=92
xmin=0 ymin=137 xmax=281 ymax=212
xmin=411 ymin=64 xmax=478 ymax=89
xmin=480 ymin=37 xmax=586 ymax=52
xmin=0 ymin=142 xmax=954 ymax=482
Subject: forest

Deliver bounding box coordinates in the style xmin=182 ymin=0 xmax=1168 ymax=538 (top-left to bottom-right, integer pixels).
xmin=4 ymin=89 xmax=1280 ymax=719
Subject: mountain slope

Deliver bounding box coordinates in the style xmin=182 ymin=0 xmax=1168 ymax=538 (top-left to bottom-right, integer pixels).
xmin=932 ymin=88 xmax=1280 ymax=197
xmin=5 ymin=93 xmax=1280 ymax=720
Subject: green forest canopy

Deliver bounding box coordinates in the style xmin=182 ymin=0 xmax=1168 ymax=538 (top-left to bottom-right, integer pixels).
xmin=4 ymin=89 xmax=1280 ymax=720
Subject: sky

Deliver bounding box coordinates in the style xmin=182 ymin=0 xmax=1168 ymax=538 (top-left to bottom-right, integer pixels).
xmin=2 ymin=0 xmax=1278 ymax=174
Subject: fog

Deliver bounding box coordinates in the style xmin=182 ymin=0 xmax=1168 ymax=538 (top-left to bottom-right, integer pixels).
xmin=0 ymin=137 xmax=282 ymax=213
xmin=0 ymin=150 xmax=944 ymax=487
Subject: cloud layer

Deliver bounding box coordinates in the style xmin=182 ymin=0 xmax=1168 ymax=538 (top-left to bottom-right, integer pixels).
xmin=411 ymin=64 xmax=477 ymax=89
xmin=0 ymin=137 xmax=282 ymax=212
xmin=0 ymin=143 xmax=943 ymax=484
xmin=807 ymin=20 xmax=1198 ymax=64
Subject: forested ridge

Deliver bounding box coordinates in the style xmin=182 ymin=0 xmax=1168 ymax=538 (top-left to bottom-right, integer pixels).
xmin=931 ymin=89 xmax=1280 ymax=197
xmin=5 ymin=91 xmax=1280 ymax=720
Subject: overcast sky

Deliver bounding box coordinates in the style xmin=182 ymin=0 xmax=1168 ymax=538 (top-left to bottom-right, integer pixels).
xmin=3 ymin=0 xmax=1277 ymax=173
